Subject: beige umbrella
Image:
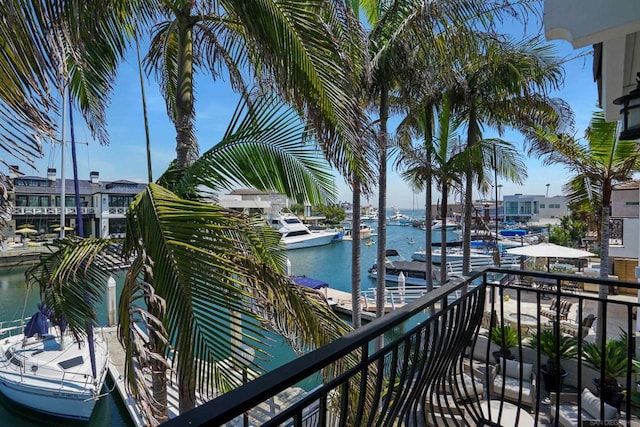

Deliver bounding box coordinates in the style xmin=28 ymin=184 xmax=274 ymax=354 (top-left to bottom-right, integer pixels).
xmin=53 ymin=226 xmax=74 ymax=232
xmin=506 ymin=242 xmax=595 ymax=270
xmin=16 ymin=227 xmax=38 ymax=234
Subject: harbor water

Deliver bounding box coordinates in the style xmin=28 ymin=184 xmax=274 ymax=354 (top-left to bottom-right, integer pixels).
xmin=0 ymin=210 xmax=456 ymax=425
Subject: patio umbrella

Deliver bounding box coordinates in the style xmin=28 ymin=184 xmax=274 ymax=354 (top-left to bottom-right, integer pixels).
xmin=53 ymin=226 xmax=74 ymax=232
xmin=506 ymin=242 xmax=594 ymax=258
xmin=16 ymin=227 xmax=37 ymax=234
xmin=506 ymin=242 xmax=595 ymax=270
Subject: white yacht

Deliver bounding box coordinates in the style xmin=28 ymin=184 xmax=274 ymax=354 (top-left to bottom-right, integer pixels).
xmin=431 ymin=220 xmax=461 ymax=231
xmin=0 ymin=308 xmax=109 ymax=421
xmin=387 ymin=208 xmax=412 ymax=226
xmin=270 ymin=211 xmax=340 ymax=250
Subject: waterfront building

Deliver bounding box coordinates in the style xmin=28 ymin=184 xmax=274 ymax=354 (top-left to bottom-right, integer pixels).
xmin=217 ymin=188 xmax=329 ymax=226
xmin=1 ymin=167 xmax=147 ymax=241
xmin=502 ymin=193 xmax=568 ymax=225
xmin=217 ymin=188 xmax=285 ymax=216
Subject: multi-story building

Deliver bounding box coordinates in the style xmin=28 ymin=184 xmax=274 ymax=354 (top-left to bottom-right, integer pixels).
xmin=502 ymin=193 xmax=568 ymax=224
xmin=2 ymin=167 xmax=147 ymax=240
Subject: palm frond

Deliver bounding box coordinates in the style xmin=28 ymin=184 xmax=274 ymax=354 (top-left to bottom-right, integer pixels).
xmin=171 ymin=93 xmax=337 ymax=205
xmin=25 ymin=237 xmax=121 ymax=341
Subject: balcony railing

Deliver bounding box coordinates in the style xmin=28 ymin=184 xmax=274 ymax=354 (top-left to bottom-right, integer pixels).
xmin=12 ymin=206 xmax=96 ymax=215
xmin=162 ymin=269 xmax=640 ymax=426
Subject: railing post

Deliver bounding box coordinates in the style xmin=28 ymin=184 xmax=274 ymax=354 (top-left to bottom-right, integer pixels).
xmin=107 ymin=276 xmax=117 ymax=327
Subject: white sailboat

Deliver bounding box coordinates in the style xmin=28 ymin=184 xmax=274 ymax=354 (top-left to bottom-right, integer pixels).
xmin=0 ymin=307 xmax=109 ymax=420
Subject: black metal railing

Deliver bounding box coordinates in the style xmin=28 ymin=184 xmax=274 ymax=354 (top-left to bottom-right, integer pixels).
xmin=162 ymin=269 xmax=640 ymax=426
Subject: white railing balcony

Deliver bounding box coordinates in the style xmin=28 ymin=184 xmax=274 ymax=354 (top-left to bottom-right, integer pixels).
xmin=12 ymin=206 xmax=96 ymax=215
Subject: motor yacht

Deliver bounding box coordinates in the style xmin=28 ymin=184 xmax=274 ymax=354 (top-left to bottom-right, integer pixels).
xmin=270 ymin=211 xmax=340 ymax=250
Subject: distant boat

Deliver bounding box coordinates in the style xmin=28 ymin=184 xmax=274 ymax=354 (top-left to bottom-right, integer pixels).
xmin=431 ymin=220 xmax=461 ymax=231
xmin=342 ymin=223 xmax=375 ymax=240
xmin=270 ymin=211 xmax=340 ymax=250
xmin=368 ymin=249 xmax=441 ymax=286
xmin=407 ymin=237 xmax=416 ymax=245
xmin=387 ymin=208 xmax=412 ymax=226
xmin=365 ymin=240 xmax=375 ymax=246
xmin=0 ymin=305 xmax=109 ymax=421
xmin=291 ymin=275 xmax=329 ymax=290
xmin=411 ymin=247 xmax=511 ymax=264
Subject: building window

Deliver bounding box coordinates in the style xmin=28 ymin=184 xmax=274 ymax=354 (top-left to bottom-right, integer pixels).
xmin=108 ymin=195 xmax=133 ymax=208
xmin=625 ymin=201 xmax=640 ymax=206
xmin=540 ymin=204 xmax=545 ymax=208
xmin=55 ymin=196 xmax=81 ymax=207
xmin=108 ymin=218 xmax=126 ymax=235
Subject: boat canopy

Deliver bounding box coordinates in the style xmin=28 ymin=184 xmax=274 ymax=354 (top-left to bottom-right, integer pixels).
xmin=385 ymin=249 xmax=401 ymax=257
xmin=24 ymin=311 xmax=48 ymax=338
xmin=291 ymin=276 xmax=329 ymax=290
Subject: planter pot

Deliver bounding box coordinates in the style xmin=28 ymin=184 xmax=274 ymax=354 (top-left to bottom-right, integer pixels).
xmin=593 ymin=378 xmax=625 ymax=410
xmin=540 ymin=366 xmax=568 ymax=392
xmin=492 ymin=350 xmax=515 ymax=364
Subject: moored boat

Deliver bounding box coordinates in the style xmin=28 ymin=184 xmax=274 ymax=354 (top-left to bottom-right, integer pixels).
xmin=368 ymin=249 xmax=441 ymax=286
xmin=0 ymin=306 xmax=109 ymax=421
xmin=387 ymin=208 xmax=412 ymax=226
xmin=270 ymin=211 xmax=341 ymax=250
xmin=342 ymin=223 xmax=375 ymax=240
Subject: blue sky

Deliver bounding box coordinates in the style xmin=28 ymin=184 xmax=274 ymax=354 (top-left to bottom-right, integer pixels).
xmin=12 ymin=15 xmax=597 ymax=210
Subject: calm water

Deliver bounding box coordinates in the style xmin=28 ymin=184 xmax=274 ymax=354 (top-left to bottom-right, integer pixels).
xmin=0 ymin=209 xmax=454 ymax=425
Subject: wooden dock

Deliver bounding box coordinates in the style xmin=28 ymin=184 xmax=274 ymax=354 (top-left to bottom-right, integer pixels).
xmin=100 ymin=326 xmax=309 ymax=426
xmin=100 ymin=327 xmax=146 ymax=426
xmin=326 ymin=288 xmax=403 ymax=321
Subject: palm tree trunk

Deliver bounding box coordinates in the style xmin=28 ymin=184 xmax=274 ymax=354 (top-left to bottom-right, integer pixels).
xmin=375 ymin=85 xmax=389 ymax=346
xmin=596 ymin=185 xmax=611 ymax=345
xmin=175 ymin=17 xmax=197 ymax=170
xmin=351 ymin=174 xmax=362 ymax=329
xmin=178 ymin=330 xmax=197 ymax=413
xmin=423 ymin=106 xmax=434 ymax=313
xmin=174 ymin=16 xmax=198 ymax=413
xmin=462 ymin=108 xmax=479 ymax=275
xmin=150 ymin=328 xmax=169 ymax=423
xmin=440 ymin=183 xmax=449 ymax=285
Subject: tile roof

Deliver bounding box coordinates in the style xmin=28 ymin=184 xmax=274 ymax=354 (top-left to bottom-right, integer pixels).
xmin=13 ymin=177 xmax=147 ymax=196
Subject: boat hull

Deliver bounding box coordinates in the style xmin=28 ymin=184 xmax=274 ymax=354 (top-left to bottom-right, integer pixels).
xmin=284 ymin=231 xmax=339 ymax=250
xmin=0 ymin=374 xmax=100 ymax=420
xmin=368 ymin=260 xmax=441 ymax=286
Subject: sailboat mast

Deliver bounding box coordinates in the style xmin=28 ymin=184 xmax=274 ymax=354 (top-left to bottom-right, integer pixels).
xmin=69 ymin=90 xmax=83 ymax=237
xmin=59 ymin=90 xmax=67 ymax=239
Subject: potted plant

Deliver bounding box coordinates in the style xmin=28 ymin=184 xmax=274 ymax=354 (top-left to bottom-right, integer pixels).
xmin=489 ymin=325 xmax=519 ymax=362
xmin=527 ymin=329 xmax=578 ymax=392
xmin=583 ymin=330 xmax=636 ymax=409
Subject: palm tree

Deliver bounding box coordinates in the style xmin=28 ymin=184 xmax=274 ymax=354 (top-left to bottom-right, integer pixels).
xmin=530 ymin=110 xmax=640 ymax=342
xmin=451 ymin=36 xmax=570 ymax=275
xmin=396 ymin=93 xmax=466 ymax=285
